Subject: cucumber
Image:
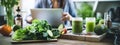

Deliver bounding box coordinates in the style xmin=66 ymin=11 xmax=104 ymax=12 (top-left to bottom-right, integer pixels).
xmin=58 ymin=24 xmax=64 ymax=32
xmin=47 ymin=30 xmax=53 ymax=37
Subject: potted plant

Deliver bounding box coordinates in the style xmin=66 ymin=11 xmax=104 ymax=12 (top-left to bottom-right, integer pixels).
xmin=77 ymin=2 xmax=94 ymax=19
xmin=0 ymin=0 xmax=19 ymax=26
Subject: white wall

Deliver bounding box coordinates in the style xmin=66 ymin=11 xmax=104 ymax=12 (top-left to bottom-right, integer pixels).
xmin=21 ymin=0 xmax=35 ymax=27
xmin=21 ymin=0 xmax=35 ymax=15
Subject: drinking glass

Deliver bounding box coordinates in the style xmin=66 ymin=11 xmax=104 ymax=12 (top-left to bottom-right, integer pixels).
xmin=72 ymin=17 xmax=83 ymax=34
xmin=86 ymin=17 xmax=96 ymax=33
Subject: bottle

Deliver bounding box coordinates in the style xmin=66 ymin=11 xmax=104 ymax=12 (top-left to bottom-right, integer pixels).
xmin=15 ymin=6 xmax=23 ymax=27
xmin=105 ymin=12 xmax=112 ymax=28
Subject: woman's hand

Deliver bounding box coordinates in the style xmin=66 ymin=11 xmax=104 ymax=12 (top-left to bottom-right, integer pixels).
xmin=61 ymin=12 xmax=73 ymax=21
xmin=26 ymin=16 xmax=33 ymax=24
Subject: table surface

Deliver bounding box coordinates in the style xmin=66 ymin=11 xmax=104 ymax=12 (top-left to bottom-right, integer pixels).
xmin=0 ymin=34 xmax=113 ymax=45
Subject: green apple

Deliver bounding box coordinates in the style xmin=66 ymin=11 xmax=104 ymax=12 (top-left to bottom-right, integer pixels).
xmin=99 ymin=19 xmax=104 ymax=24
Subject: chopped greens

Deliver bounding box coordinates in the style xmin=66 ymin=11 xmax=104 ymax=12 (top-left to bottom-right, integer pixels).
xmin=12 ymin=19 xmax=60 ymax=41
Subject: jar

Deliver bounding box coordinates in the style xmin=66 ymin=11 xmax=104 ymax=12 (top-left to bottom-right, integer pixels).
xmin=15 ymin=14 xmax=23 ymax=27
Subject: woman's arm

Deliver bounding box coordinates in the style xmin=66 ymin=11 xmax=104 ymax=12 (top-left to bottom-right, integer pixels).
xmin=63 ymin=0 xmax=76 ymax=17
xmin=34 ymin=0 xmax=42 ymax=8
xmin=62 ymin=0 xmax=76 ymax=21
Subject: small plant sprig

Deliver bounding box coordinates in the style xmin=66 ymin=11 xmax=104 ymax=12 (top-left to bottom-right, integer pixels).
xmin=0 ymin=0 xmax=19 ymax=8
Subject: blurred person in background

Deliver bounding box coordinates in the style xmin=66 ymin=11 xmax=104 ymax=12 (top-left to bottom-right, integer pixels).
xmin=26 ymin=0 xmax=76 ymax=27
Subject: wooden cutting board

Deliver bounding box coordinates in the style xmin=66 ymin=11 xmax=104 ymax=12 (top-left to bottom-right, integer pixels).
xmin=60 ymin=30 xmax=106 ymax=42
xmin=11 ymin=39 xmax=58 ymax=43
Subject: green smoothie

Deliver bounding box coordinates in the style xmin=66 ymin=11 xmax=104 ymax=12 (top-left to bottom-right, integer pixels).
xmin=86 ymin=21 xmax=95 ymax=32
xmin=72 ymin=20 xmax=83 ymax=34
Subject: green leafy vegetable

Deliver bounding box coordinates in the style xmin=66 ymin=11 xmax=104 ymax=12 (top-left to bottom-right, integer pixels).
xmin=52 ymin=30 xmax=60 ymax=38
xmin=12 ymin=29 xmax=27 ymax=41
xmin=12 ymin=19 xmax=60 ymax=41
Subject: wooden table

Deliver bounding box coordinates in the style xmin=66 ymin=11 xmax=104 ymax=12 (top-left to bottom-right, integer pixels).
xmin=0 ymin=34 xmax=113 ymax=45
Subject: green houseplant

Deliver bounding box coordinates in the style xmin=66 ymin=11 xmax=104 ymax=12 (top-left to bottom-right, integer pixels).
xmin=0 ymin=0 xmax=19 ymax=26
xmin=77 ymin=2 xmax=94 ymax=19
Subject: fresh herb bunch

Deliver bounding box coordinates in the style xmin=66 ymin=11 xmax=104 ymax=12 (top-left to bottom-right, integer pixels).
xmin=0 ymin=0 xmax=19 ymax=26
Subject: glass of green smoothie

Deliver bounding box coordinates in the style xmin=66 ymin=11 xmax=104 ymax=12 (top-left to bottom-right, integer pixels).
xmin=72 ymin=17 xmax=83 ymax=34
xmin=86 ymin=17 xmax=96 ymax=33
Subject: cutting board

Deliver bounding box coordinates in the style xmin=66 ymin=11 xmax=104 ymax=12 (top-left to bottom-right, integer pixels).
xmin=60 ymin=30 xmax=106 ymax=42
xmin=11 ymin=39 xmax=57 ymax=43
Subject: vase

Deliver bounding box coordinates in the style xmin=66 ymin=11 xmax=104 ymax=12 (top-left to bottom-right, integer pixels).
xmin=5 ymin=7 xmax=14 ymax=26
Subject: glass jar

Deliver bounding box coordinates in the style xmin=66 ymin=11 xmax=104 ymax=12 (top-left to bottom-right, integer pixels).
xmin=72 ymin=17 xmax=83 ymax=34
xmin=86 ymin=17 xmax=96 ymax=33
xmin=15 ymin=14 xmax=22 ymax=27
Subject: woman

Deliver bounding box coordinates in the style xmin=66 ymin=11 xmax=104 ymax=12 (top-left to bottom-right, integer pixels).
xmin=27 ymin=0 xmax=76 ymax=26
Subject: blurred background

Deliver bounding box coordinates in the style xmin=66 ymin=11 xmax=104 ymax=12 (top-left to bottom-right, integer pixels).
xmin=0 ymin=0 xmax=120 ymax=25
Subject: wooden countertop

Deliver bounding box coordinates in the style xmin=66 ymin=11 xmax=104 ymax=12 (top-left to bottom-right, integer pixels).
xmin=0 ymin=34 xmax=113 ymax=45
